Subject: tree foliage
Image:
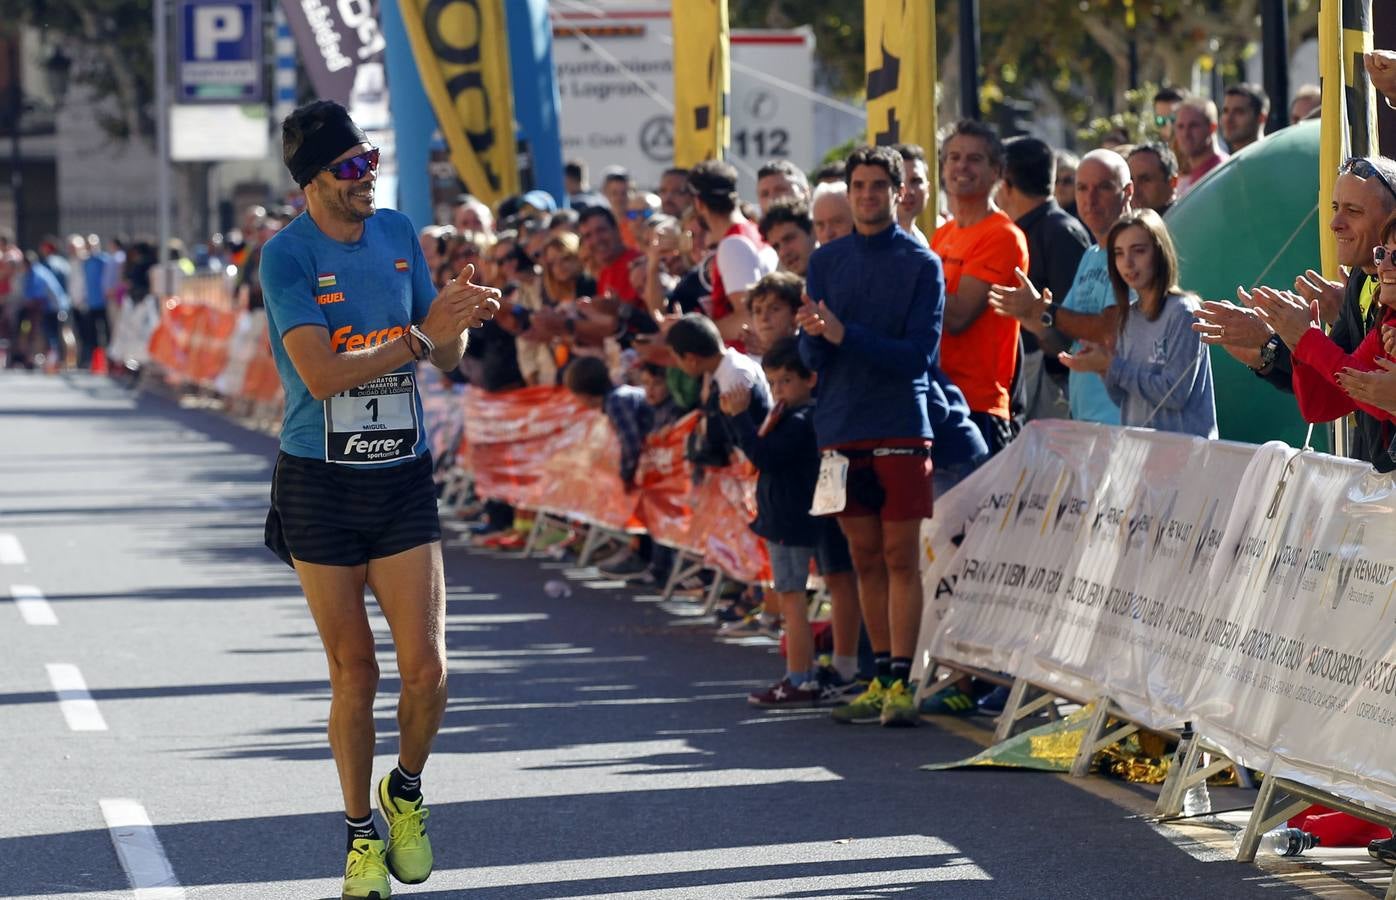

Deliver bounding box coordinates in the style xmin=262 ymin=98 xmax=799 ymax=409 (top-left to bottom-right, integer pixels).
xmin=0 ymin=0 xmax=156 ymax=143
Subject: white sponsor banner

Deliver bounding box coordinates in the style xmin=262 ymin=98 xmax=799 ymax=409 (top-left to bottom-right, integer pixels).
xmin=919 ymin=419 xmax=1396 ymax=813
xmin=550 ymin=4 xmax=815 ymax=196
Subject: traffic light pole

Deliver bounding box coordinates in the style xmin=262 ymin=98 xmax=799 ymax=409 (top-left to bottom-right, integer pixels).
xmin=959 ymin=0 xmax=980 ymax=120
xmin=154 ymin=0 xmax=172 ymax=299
xmin=9 ymin=36 xmax=23 ymax=245
xmin=1261 ymin=0 xmax=1289 ymax=129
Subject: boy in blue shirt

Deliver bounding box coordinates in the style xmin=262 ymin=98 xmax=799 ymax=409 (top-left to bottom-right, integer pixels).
xmin=720 ymin=336 xmax=829 ymax=706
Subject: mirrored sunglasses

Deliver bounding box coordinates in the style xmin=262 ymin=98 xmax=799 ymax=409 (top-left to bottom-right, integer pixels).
xmin=324 ymin=147 xmax=380 ymax=181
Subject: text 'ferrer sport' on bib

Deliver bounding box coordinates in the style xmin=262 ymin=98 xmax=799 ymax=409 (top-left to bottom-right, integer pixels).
xmin=324 ymin=371 xmax=420 ymax=464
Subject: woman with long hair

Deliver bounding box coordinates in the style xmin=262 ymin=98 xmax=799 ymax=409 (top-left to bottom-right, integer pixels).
xmin=538 ymin=232 xmax=595 ymax=306
xmin=1059 ymin=208 xmax=1217 ymax=437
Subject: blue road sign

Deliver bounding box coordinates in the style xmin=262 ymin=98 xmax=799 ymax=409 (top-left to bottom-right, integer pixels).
xmin=177 ymin=0 xmax=261 ymax=103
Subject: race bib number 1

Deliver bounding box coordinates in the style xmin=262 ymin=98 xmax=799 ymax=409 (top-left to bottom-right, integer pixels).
xmin=810 ymin=451 xmax=849 ymax=516
xmin=324 ymin=372 xmax=419 ymax=465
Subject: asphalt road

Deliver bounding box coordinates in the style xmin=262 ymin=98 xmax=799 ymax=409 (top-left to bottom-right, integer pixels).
xmin=0 ymin=371 xmax=1349 ymax=899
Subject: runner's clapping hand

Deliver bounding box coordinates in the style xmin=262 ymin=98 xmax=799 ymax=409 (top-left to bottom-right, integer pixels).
xmin=422 ymin=262 xmax=502 ymax=345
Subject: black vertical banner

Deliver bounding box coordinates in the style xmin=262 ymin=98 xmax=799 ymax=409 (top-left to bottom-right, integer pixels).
xmin=278 ymin=0 xmax=386 ymax=105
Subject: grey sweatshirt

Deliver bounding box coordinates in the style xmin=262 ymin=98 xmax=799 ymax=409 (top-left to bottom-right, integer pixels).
xmin=1105 ymin=292 xmax=1218 ymax=439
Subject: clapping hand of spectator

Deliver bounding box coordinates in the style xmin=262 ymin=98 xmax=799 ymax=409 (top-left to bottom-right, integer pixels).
xmin=795 ymin=293 xmax=845 ymax=344
xmin=1192 ymin=287 xmax=1273 ymax=367
xmin=585 ymin=293 xmax=620 ymax=317
xmin=1366 ymin=51 xmax=1396 ymax=104
xmin=1335 ymin=358 xmax=1396 ymax=414
xmin=1294 ymin=269 xmax=1345 ymax=325
xmin=988 ymin=268 xmax=1048 ymax=326
xmin=1057 ymin=339 xmax=1111 ymax=374
xmin=528 ymin=306 xmax=568 ymax=340
xmin=718 ymin=383 xmax=752 ymax=417
xmin=1251 ymin=285 xmax=1320 ymax=349
xmin=1384 ymin=323 xmax=1396 ymax=357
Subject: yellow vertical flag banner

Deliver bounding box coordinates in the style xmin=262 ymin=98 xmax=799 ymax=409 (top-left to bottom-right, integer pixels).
xmin=1319 ymin=0 xmax=1376 ymax=279
xmin=865 ymin=0 xmax=938 ymax=234
xmin=400 ymin=0 xmax=520 ymax=209
xmin=672 ymin=0 xmax=730 ymax=167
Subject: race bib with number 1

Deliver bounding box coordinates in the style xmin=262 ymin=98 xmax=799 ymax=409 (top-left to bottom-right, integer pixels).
xmin=324 ymin=371 xmax=420 ymax=465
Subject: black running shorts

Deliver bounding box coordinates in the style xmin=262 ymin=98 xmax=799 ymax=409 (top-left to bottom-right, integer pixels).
xmin=264 ymin=451 xmax=441 ymax=568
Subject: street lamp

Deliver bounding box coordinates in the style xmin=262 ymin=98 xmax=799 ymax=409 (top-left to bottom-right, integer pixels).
xmin=8 ymin=38 xmax=72 ymax=245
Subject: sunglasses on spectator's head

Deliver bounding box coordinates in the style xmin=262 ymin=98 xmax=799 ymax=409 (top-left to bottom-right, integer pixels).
xmin=1154 ymin=113 xmax=1176 ymax=127
xmin=1341 ymin=156 xmax=1396 ymax=204
xmin=324 ymin=147 xmax=379 ymax=181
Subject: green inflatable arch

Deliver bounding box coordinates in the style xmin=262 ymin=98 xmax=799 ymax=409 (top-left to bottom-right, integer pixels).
xmin=1166 ymin=118 xmax=1324 ymax=449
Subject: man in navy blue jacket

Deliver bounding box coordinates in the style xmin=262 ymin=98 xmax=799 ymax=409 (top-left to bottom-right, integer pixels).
xmin=796 ymin=145 xmax=946 ymax=728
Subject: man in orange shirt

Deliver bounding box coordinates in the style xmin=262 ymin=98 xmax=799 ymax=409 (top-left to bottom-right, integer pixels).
xmin=931 ymin=120 xmax=1030 ymax=453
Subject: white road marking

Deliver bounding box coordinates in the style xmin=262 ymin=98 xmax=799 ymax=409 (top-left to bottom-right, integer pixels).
xmin=45 ymin=663 xmax=108 ymax=731
xmin=10 ymin=584 xmax=57 ymax=625
xmin=0 ymin=533 xmax=26 ymax=564
xmin=100 ymin=799 xmax=186 ymax=899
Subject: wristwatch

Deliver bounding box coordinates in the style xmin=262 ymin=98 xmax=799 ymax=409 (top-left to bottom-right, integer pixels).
xmin=1040 ymin=301 xmax=1060 ymax=329
xmin=1253 ymin=333 xmax=1282 ymax=373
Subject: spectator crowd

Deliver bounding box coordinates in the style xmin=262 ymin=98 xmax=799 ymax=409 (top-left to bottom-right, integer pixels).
xmin=22 ymin=68 xmax=1396 ymax=743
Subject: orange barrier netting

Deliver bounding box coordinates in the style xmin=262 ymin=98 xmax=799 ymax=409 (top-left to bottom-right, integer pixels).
xmin=146 ymin=299 xmax=283 ymax=408
xmin=634 ymin=413 xmax=701 ymax=553
xmin=462 ymin=387 xmax=769 ymax=583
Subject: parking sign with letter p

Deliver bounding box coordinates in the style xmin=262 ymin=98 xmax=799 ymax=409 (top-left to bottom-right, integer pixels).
xmin=177 ymin=0 xmax=261 ymax=103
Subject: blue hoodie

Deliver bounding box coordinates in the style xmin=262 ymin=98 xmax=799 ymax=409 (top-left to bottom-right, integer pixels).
xmin=927 ymin=366 xmax=989 ymax=468
xmin=798 ymin=223 xmax=945 ymax=447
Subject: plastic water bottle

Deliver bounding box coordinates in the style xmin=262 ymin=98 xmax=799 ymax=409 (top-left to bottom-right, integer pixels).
xmin=1175 ymin=723 xmax=1212 ymax=816
xmin=1237 ymin=827 xmax=1320 ymax=857
xmin=544 ymin=579 xmax=572 ymax=599
xmin=1182 ymin=779 xmax=1212 ymax=816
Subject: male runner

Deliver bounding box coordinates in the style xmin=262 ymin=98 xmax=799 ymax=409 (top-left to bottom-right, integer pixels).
xmin=260 ymin=100 xmax=501 ymax=900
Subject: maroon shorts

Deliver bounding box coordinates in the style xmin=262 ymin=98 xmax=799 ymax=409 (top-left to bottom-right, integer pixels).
xmin=830 ymin=437 xmax=934 ymax=521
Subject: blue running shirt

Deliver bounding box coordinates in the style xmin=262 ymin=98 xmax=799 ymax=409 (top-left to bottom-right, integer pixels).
xmin=260 ymin=209 xmax=436 ymax=465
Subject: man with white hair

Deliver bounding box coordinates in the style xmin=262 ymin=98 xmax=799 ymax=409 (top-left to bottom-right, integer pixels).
xmin=452 ymin=196 xmax=494 ymax=238
xmin=810 ymin=181 xmax=854 ymax=246
xmin=988 ymin=148 xmax=1134 ymax=425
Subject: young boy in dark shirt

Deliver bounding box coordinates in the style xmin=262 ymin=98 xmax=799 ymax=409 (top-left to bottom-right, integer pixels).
xmin=719 ymin=336 xmax=828 ymax=707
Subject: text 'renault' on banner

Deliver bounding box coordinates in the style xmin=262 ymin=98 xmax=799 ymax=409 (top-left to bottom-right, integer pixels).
xmin=672 ymin=0 xmax=731 ymax=167
xmin=1319 ymin=0 xmax=1376 ymax=279
xmin=400 ymin=0 xmax=521 ymax=209
xmin=864 ymin=0 xmax=938 ymax=235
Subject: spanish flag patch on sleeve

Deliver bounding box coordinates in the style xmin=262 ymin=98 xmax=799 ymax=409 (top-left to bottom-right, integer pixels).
xmin=394 ymin=259 xmax=409 ymax=272
xmin=317 ymin=273 xmax=336 ymax=288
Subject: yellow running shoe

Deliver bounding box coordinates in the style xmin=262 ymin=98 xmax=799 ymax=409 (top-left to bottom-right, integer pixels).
xmin=830 ymin=677 xmax=887 ymax=724
xmin=879 ymin=679 xmax=920 ymax=727
xmin=342 ymin=837 xmax=390 ymax=899
xmin=376 ymin=776 xmax=434 ymax=884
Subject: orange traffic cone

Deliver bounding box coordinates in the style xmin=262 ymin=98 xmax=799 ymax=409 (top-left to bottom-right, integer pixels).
xmin=91 ymin=346 xmax=109 ymax=376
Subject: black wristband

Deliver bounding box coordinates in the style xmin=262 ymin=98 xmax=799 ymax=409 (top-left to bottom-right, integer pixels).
xmin=404 ymin=331 xmax=428 ymax=361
